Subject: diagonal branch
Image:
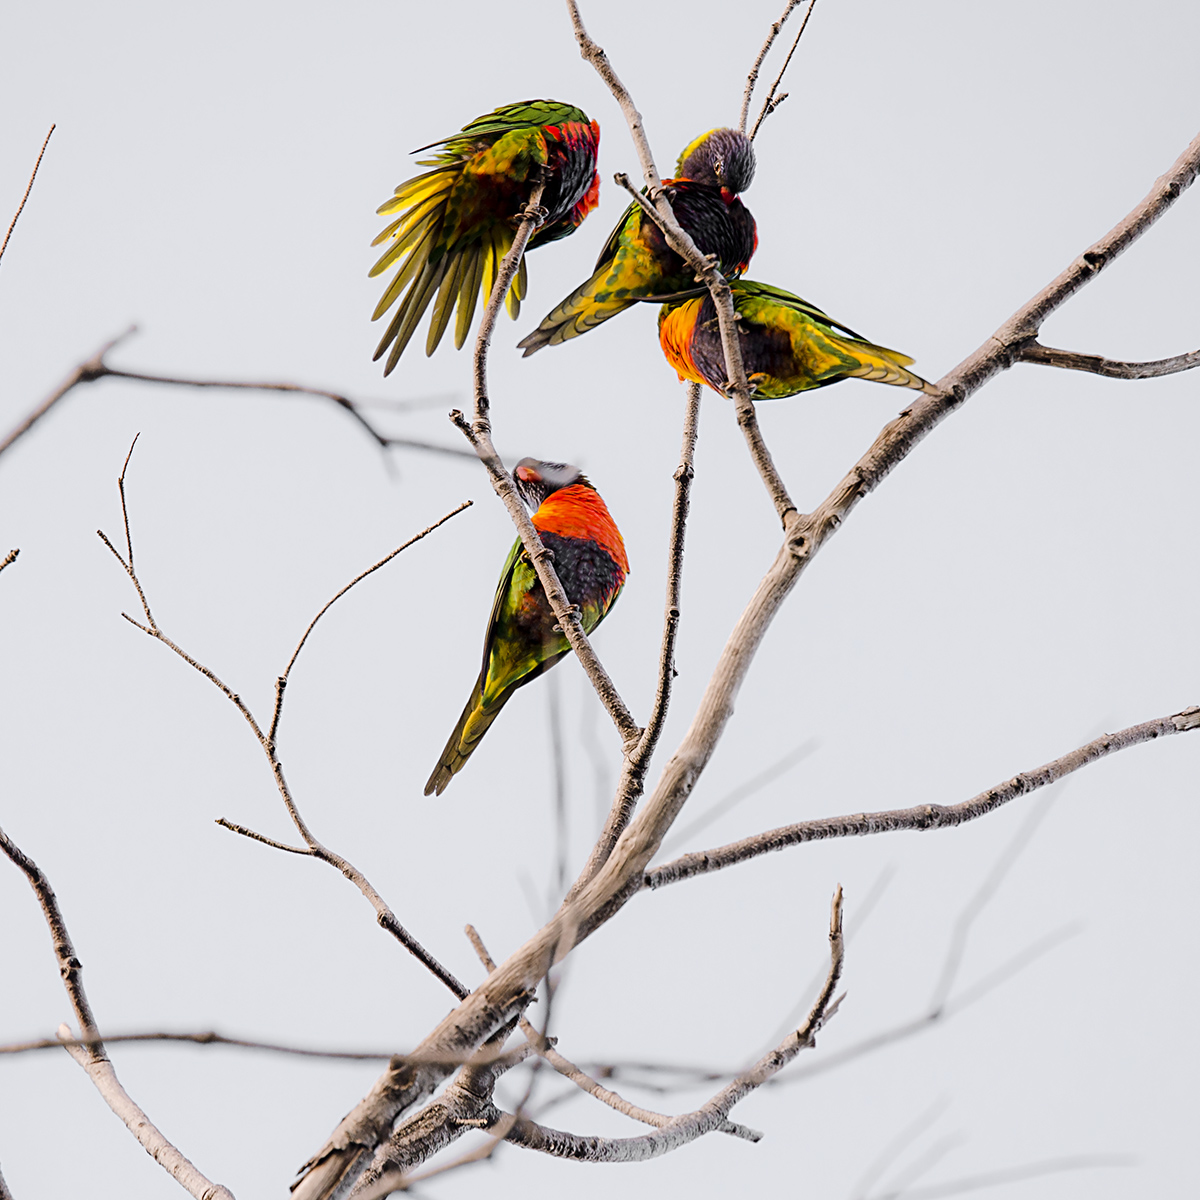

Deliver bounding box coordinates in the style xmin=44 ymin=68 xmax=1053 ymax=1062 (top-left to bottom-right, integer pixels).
xmin=0 ymin=327 xmax=472 ymax=462
xmin=97 ymin=447 xmax=471 ymax=1000
xmin=1017 ymin=339 xmax=1200 ymax=379
xmin=739 ymin=0 xmax=803 ymax=134
xmin=580 ymin=5 xmax=796 ymax=524
xmin=0 ymin=124 xmax=54 ymax=269
xmin=0 ymin=548 xmax=18 ymax=576
xmin=497 ymin=888 xmax=843 ymax=1163
xmin=455 ymin=180 xmax=641 ymax=748
xmin=576 ymin=381 xmax=701 ymax=884
xmin=0 ymin=823 xmax=235 ymax=1200
xmin=266 ymin=499 xmax=472 ymax=750
xmin=464 ymin=922 xmax=756 ymax=1142
xmin=748 ymin=0 xmax=817 ymax=141
xmin=643 ymin=706 xmax=1200 ymax=888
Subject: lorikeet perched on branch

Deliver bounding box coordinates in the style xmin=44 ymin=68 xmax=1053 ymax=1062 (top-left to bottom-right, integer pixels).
xmin=425 ymin=459 xmax=628 ymax=797
xmin=658 ymin=279 xmax=936 ymax=398
xmin=370 ymin=100 xmax=601 ymax=374
xmin=517 ymin=127 xmax=757 ymax=355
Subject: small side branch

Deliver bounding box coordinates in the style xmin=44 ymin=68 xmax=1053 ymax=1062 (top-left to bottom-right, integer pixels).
xmin=1018 ymin=339 xmax=1200 ymax=379
xmin=577 ymin=381 xmax=702 ymax=884
xmin=645 ymin=706 xmax=1200 ymax=888
xmin=0 ymin=549 xmax=18 ymax=576
xmin=98 ymin=446 xmax=470 ymax=1000
xmin=739 ymin=1 xmax=803 ymax=134
xmin=0 ymin=328 xmax=471 ymax=462
xmin=0 ymin=823 xmax=235 ymax=1200
xmin=748 ymin=0 xmax=818 ymax=142
xmin=0 ymin=125 xmax=54 ymax=269
xmin=464 ymin=923 xmax=755 ymax=1142
xmin=499 ymin=889 xmax=843 ymax=1163
xmin=266 ymin=500 xmax=472 ymax=750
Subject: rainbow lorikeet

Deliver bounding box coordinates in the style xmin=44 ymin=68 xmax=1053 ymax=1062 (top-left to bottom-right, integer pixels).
xmin=425 ymin=459 xmax=628 ymax=796
xmin=517 ymin=127 xmax=757 ymax=355
xmin=658 ymin=279 xmax=936 ymax=398
xmin=370 ymin=100 xmax=601 ymax=374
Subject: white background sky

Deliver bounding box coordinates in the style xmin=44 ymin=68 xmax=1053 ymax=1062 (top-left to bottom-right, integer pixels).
xmin=1 ymin=1 xmax=1198 ymax=1197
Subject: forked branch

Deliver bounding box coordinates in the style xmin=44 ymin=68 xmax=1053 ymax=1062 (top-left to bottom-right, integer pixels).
xmin=0 ymin=326 xmax=472 ymax=462
xmin=97 ymin=442 xmax=471 ymax=1000
xmin=577 ymin=5 xmax=797 ymax=523
xmin=0 ymin=823 xmax=235 ymax=1200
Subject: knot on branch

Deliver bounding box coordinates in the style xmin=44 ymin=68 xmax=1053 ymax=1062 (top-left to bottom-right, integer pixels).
xmin=1173 ymin=705 xmax=1200 ymax=731
xmin=1081 ymin=249 xmax=1107 ymax=272
xmin=916 ymin=804 xmax=950 ymax=829
xmin=517 ymin=201 xmax=549 ymax=227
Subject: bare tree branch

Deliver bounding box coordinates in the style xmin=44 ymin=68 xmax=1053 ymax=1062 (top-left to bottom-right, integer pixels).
xmin=575 ymin=2 xmax=797 ymax=522
xmin=739 ymin=0 xmax=803 ymax=134
xmin=1 ymin=1030 xmax=394 ymax=1061
xmin=1017 ymin=338 xmax=1200 ymax=379
xmin=98 ymin=447 xmax=471 ymax=1000
xmin=495 ymin=888 xmax=843 ymax=1164
xmin=577 ymin=381 xmax=701 ymax=884
xmin=291 ymin=122 xmax=1200 ymax=1200
xmin=0 ymin=1157 xmax=13 ymax=1200
xmin=0 ymin=823 xmax=236 ymax=1200
xmin=644 ymin=706 xmax=1199 ymax=888
xmin=266 ymin=498 xmax=472 ymax=750
xmin=453 ymin=179 xmax=642 ymax=748
xmin=464 ymin=923 xmax=756 ymax=1143
xmin=0 ymin=125 xmax=54 ymax=270
xmin=0 ymin=549 xmax=18 ymax=576
xmin=748 ymin=0 xmax=817 ymax=141
xmin=0 ymin=327 xmax=472 ymax=462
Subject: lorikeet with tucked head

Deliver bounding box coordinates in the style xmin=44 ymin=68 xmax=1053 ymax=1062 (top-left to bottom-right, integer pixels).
xmin=517 ymin=127 xmax=757 ymax=355
xmin=658 ymin=279 xmax=936 ymax=399
xmin=370 ymin=100 xmax=601 ymax=374
xmin=425 ymin=459 xmax=628 ymax=797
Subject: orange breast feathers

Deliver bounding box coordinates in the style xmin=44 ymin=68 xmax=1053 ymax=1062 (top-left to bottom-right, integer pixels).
xmin=658 ymin=299 xmax=706 ymax=385
xmin=533 ymin=483 xmax=629 ymax=573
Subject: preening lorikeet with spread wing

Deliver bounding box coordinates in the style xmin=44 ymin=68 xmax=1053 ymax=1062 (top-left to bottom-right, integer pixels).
xmin=370 ymin=100 xmax=601 ymax=374
xmin=658 ymin=279 xmax=936 ymax=399
xmin=425 ymin=459 xmax=628 ymax=797
xmin=517 ymin=128 xmax=757 ymax=355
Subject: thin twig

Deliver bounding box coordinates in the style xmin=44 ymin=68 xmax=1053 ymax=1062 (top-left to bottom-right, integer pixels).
xmin=1018 ymin=339 xmax=1200 ymax=379
xmin=739 ymin=0 xmax=803 ymax=134
xmin=644 ymin=706 xmax=1200 ymax=888
xmin=266 ymin=499 xmax=472 ymax=749
xmin=749 ymin=0 xmax=817 ymax=141
xmin=576 ymin=381 xmax=701 ymax=885
xmin=98 ymin=457 xmax=471 ymax=1001
xmin=215 ymin=817 xmax=312 ymax=856
xmin=0 ymin=823 xmax=236 ymax=1200
xmin=0 ymin=328 xmax=472 ymax=462
xmin=1 ymin=1031 xmax=391 ymax=1061
xmin=0 ymin=125 xmax=54 ymax=269
xmin=0 ymin=549 xmax=18 ymax=576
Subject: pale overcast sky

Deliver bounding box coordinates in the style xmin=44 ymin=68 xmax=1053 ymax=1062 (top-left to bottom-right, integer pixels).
xmin=2 ymin=1 xmax=1198 ymax=1197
